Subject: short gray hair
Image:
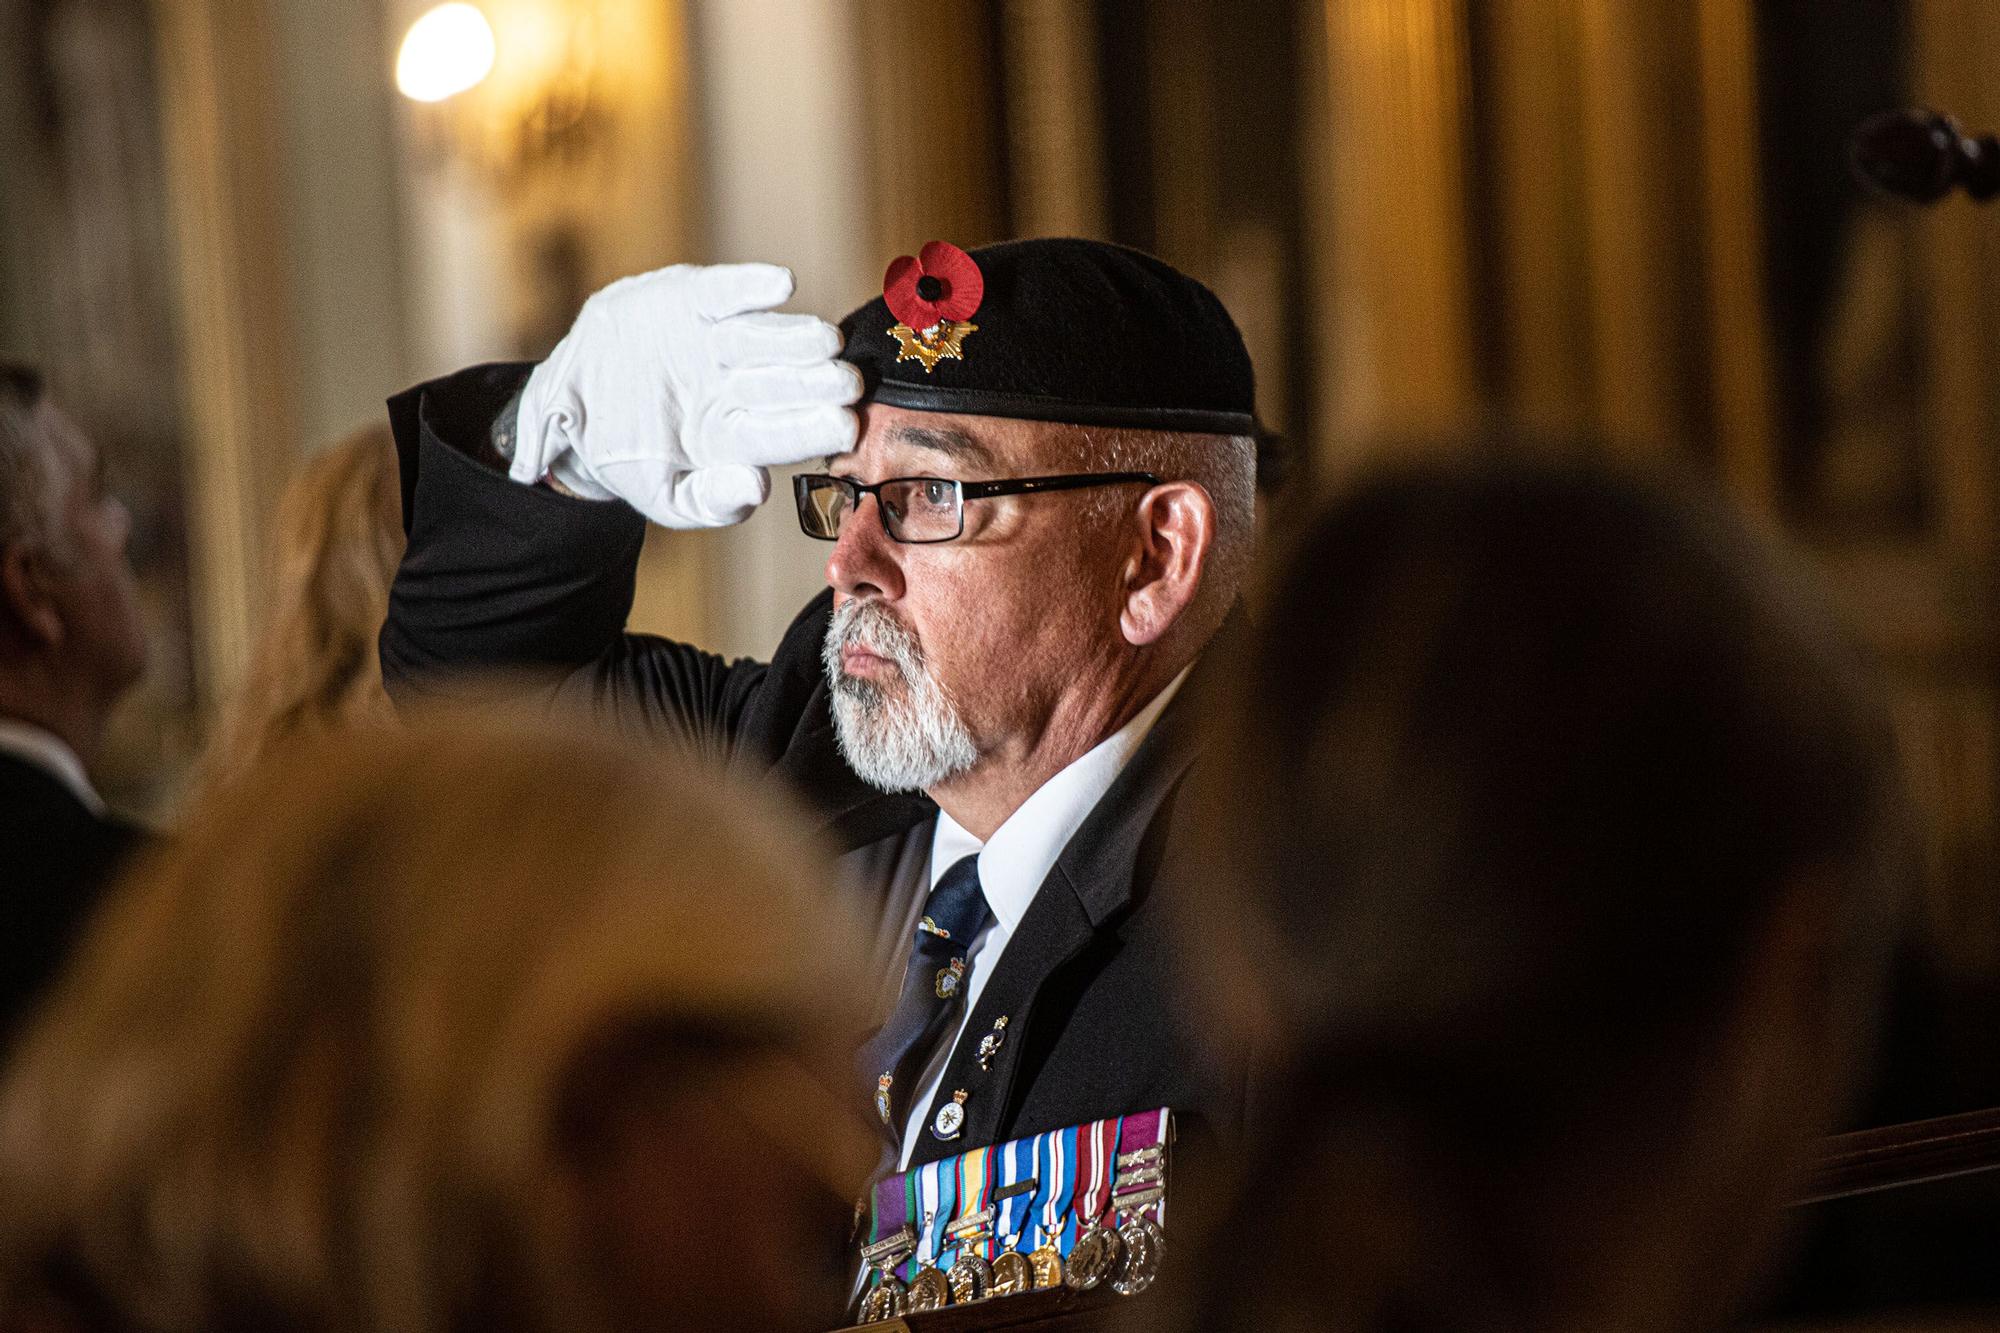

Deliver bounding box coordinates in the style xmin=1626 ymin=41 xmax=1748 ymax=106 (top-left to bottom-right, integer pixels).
xmin=0 ymin=365 xmax=67 ymax=553
xmin=1055 ymin=422 xmax=1259 ymax=639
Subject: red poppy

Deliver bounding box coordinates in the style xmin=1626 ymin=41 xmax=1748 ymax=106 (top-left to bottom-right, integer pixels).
xmin=883 ymin=240 xmax=984 ymax=331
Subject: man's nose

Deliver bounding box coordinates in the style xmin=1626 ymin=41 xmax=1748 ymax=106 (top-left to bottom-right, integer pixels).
xmin=825 ymin=495 xmax=905 ymax=601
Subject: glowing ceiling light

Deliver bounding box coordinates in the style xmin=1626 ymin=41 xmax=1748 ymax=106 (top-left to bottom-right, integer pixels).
xmin=396 ymin=3 xmax=497 ymax=104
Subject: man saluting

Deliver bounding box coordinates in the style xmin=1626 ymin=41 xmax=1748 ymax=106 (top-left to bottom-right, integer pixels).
xmin=381 ymin=238 xmax=1259 ymax=1172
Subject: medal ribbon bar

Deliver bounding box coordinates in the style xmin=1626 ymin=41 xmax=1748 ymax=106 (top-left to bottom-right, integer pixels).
xmin=1114 ymin=1107 xmax=1171 ymax=1228
xmin=1071 ymin=1114 xmax=1119 ymax=1233
xmin=996 ymin=1134 xmax=1036 ymax=1254
xmin=948 ymin=1145 xmax=993 ymax=1256
xmin=917 ymin=1155 xmax=952 ymax=1274
xmin=1039 ymin=1124 xmax=1079 ymax=1254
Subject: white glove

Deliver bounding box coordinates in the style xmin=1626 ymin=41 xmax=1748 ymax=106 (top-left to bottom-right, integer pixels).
xmin=510 ymin=262 xmax=862 ymax=528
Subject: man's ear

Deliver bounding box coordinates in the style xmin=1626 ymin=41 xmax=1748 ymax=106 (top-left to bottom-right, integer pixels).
xmin=0 ymin=542 xmax=64 ymax=648
xmin=1120 ymin=482 xmax=1216 ymax=647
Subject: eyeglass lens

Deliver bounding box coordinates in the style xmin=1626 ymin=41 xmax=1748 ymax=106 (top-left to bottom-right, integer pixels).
xmin=800 ymin=478 xmax=961 ymax=542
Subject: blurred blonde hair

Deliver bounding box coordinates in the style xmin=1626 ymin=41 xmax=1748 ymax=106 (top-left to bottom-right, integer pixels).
xmin=194 ymin=423 xmax=404 ymax=791
xmin=0 ymin=712 xmax=873 ymax=1333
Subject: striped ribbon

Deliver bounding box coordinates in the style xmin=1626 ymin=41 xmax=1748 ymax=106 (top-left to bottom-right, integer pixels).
xmin=1069 ymin=1113 xmax=1121 ymax=1238
xmin=996 ymin=1134 xmax=1035 ymax=1256
xmin=1114 ymin=1106 xmax=1170 ymax=1227
xmin=914 ymin=1155 xmax=956 ymax=1280
xmin=1037 ymin=1124 xmax=1079 ymax=1253
xmin=946 ymin=1144 xmax=994 ymax=1263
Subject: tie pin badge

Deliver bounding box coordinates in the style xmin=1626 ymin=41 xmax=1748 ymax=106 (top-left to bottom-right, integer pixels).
xmin=935 ymin=956 xmax=966 ymax=999
xmin=917 ymin=915 xmax=951 ymax=940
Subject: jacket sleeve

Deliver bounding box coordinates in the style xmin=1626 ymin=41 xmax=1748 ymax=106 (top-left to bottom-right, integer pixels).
xmin=378 ymin=362 xmax=771 ymax=765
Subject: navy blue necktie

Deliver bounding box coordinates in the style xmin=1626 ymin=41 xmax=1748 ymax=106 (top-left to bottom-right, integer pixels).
xmin=860 ymin=854 xmax=992 ymax=1145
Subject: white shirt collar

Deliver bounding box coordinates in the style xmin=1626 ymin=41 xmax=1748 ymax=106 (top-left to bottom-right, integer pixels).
xmin=928 ymin=665 xmax=1193 ymax=930
xmin=0 ymin=718 xmax=105 ymax=816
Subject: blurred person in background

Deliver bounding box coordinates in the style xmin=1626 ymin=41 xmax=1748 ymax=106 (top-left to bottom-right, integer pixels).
xmin=189 ymin=422 xmax=403 ymax=795
xmin=1159 ymin=460 xmax=1909 ymax=1332
xmin=0 ymin=714 xmax=876 ymax=1333
xmin=0 ymin=362 xmax=147 ymax=1046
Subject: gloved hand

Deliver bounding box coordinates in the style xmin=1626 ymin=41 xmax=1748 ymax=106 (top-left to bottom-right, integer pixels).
xmin=509 ymin=262 xmax=862 ymax=528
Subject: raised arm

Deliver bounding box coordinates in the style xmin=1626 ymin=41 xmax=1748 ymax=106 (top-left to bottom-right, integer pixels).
xmin=378 ymin=262 xmax=860 ymax=763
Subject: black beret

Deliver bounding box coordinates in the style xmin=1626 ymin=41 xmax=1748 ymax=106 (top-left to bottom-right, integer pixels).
xmin=838 ymin=237 xmax=1256 ymax=437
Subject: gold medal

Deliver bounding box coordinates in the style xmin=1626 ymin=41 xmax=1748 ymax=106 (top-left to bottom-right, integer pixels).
xmin=906 ymin=1263 xmax=952 ymax=1311
xmin=1028 ymin=1243 xmax=1064 ymax=1288
xmin=859 ymin=1274 xmax=906 ymax=1322
xmin=1111 ymin=1214 xmax=1165 ymax=1295
xmin=1063 ymin=1223 xmax=1124 ymax=1292
xmin=989 ymin=1249 xmax=1035 ymax=1296
xmin=946 ymin=1250 xmax=993 ymax=1304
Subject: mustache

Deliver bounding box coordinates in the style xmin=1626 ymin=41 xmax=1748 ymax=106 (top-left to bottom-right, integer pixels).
xmin=824 ymin=601 xmax=926 ymax=683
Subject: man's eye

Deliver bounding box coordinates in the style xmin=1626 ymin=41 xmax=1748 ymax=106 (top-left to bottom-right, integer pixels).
xmin=921 ymin=481 xmax=952 ymax=507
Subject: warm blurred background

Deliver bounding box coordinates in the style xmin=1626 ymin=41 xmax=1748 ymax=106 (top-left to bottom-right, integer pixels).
xmin=2 ymin=0 xmax=1998 ymax=1128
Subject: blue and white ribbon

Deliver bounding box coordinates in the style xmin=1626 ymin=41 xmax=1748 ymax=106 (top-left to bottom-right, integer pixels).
xmin=996 ymin=1134 xmax=1035 ymax=1256
xmin=921 ymin=1155 xmax=958 ymax=1273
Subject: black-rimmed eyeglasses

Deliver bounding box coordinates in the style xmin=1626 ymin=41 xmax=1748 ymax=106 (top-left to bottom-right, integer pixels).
xmin=794 ymin=472 xmax=1161 ymax=544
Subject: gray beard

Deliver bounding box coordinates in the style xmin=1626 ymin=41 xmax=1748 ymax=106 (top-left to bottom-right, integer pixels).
xmin=822 ymin=600 xmax=979 ymax=794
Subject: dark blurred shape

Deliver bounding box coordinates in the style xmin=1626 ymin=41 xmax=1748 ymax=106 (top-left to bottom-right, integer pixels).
xmin=186 ymin=423 xmax=403 ymax=798
xmin=1250 ymin=422 xmax=1291 ymax=497
xmin=0 ymin=715 xmax=876 ymax=1333
xmin=1851 ymin=108 xmax=2000 ymax=203
xmin=1162 ymin=457 xmax=1911 ymax=1332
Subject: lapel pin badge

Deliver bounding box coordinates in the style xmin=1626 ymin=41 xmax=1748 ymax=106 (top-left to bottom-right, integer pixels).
xmin=976 ymin=1015 xmax=1009 ymax=1071
xmin=933 ymin=1088 xmax=970 ymax=1140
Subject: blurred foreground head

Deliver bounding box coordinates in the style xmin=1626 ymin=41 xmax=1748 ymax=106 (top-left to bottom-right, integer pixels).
xmin=1173 ymin=460 xmax=1909 ymax=1331
xmin=0 ymin=714 xmax=876 ymax=1332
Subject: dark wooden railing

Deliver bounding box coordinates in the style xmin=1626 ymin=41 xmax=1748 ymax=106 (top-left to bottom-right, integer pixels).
xmin=1800 ymin=1105 xmax=2000 ymax=1204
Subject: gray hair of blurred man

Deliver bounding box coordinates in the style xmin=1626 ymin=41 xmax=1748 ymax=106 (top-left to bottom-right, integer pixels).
xmin=0 ymin=365 xmax=68 ymax=560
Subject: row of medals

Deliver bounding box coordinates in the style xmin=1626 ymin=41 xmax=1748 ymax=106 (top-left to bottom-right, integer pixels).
xmin=858 ymin=1145 xmax=1166 ymax=1321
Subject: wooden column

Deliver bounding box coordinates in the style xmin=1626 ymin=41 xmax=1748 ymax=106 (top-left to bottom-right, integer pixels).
xmin=151 ymin=0 xmax=300 ymax=708
xmin=1483 ymin=0 xmax=1593 ymax=440
xmin=855 ymin=1 xmax=1007 ymax=255
xmin=1694 ymin=0 xmax=1779 ymax=511
xmin=1911 ymin=0 xmax=2000 ymax=557
xmin=1001 ymin=0 xmax=1107 ymax=240
xmin=1309 ymin=0 xmax=1480 ymax=468
xmin=1572 ymin=0 xmax=1686 ymax=458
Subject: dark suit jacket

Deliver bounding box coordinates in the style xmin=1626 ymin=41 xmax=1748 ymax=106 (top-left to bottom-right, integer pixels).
xmin=380 ymin=363 xmax=1256 ymax=1169
xmin=0 ymin=750 xmax=142 ymax=1045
